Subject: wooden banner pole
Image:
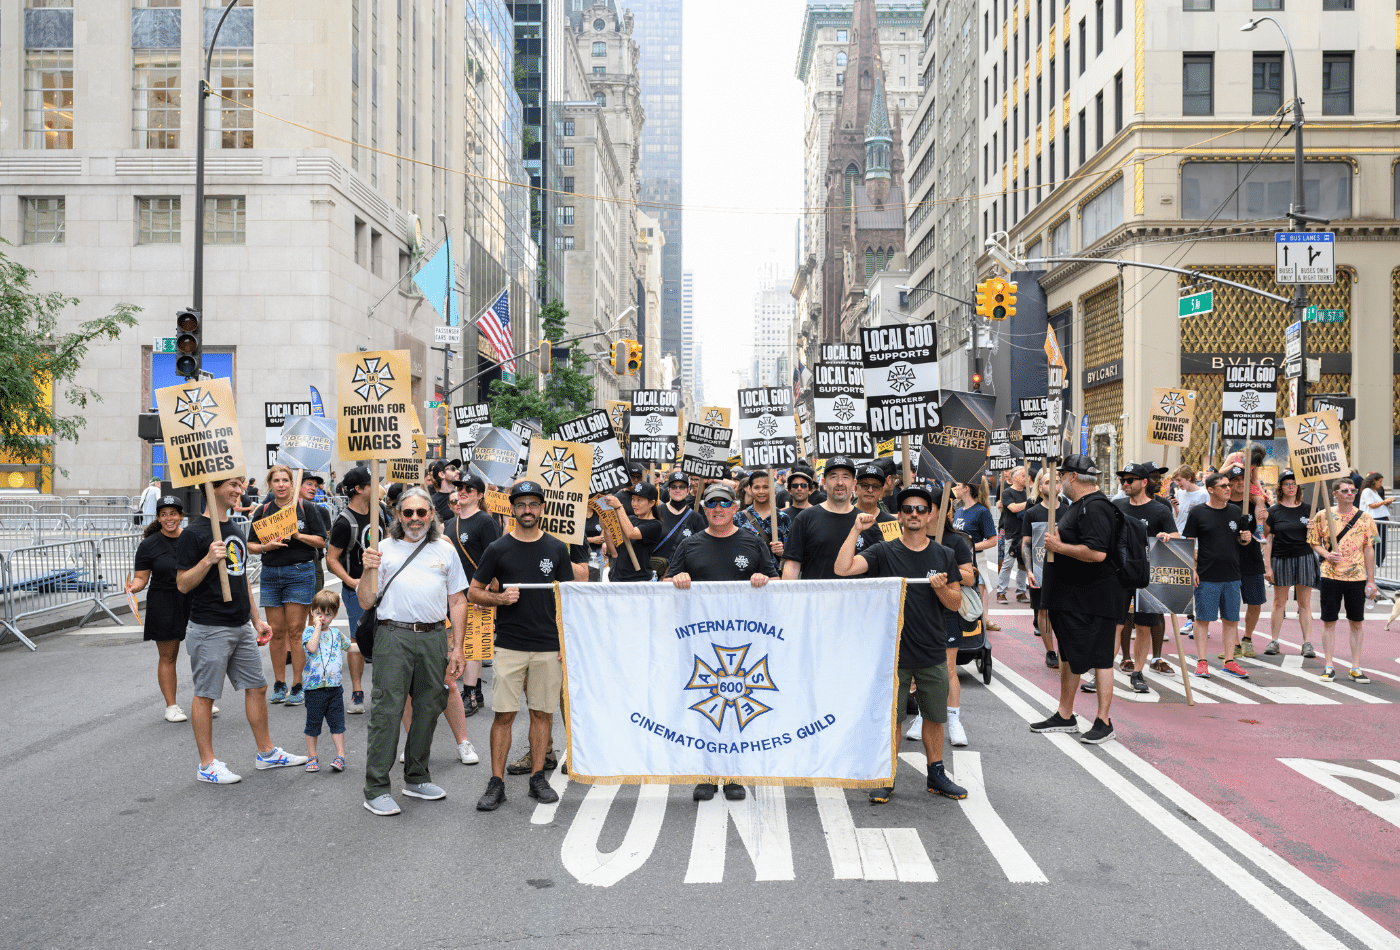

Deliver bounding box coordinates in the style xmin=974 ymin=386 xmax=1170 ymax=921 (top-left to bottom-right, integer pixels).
xmin=692 ymin=477 xmax=706 ymax=513
xmin=204 ymin=481 xmax=233 ymax=602
xmin=933 ymin=484 xmax=952 ymax=544
xmin=1168 ymin=612 xmax=1195 ymax=707
xmin=363 ymin=459 xmax=381 ymax=597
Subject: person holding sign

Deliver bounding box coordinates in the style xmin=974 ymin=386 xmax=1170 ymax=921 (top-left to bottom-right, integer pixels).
xmin=1022 ymin=471 xmax=1067 ymax=669
xmin=1182 ymin=472 xmax=1255 ymax=681
xmin=732 ymin=470 xmax=791 ymax=557
xmin=249 ymin=466 xmax=329 ymax=708
xmin=1308 ymin=478 xmax=1379 ymax=685
xmin=995 ymin=467 xmax=1030 ymax=604
xmin=127 ymin=495 xmax=194 ymax=722
xmin=177 ymin=476 xmax=308 ymax=784
xmin=605 ymin=482 xmax=663 ymax=582
xmin=1112 ymin=463 xmax=1180 ymax=691
xmin=1262 ymin=470 xmax=1319 ymax=659
xmin=834 ymin=485 xmax=968 ymax=805
xmin=654 ymin=472 xmax=705 ymax=566
xmin=325 ymin=466 xmax=391 ymax=714
xmin=443 ymin=474 xmax=500 ymax=717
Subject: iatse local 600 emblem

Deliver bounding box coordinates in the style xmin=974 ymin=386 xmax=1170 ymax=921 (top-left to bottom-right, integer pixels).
xmin=685 ymin=644 xmax=778 ymax=731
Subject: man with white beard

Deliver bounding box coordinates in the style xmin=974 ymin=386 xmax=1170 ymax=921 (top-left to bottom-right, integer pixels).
xmin=358 ymin=486 xmax=468 ymax=816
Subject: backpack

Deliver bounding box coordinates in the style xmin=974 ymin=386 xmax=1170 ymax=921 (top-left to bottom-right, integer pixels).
xmin=1091 ymin=496 xmax=1151 ymax=590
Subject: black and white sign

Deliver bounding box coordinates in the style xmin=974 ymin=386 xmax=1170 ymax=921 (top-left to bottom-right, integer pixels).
xmin=737 ymin=387 xmax=797 ymax=469
xmin=1283 ymin=322 xmax=1303 ymax=380
xmin=1310 ymin=394 xmax=1355 ymax=422
xmin=813 ymin=344 xmax=872 ymax=458
xmin=1018 ymin=396 xmax=1053 ymax=456
xmin=453 ymin=403 xmax=492 ymax=454
xmin=467 ymin=427 xmax=525 ymax=488
xmin=1135 ymin=538 xmax=1197 ymax=616
xmin=1222 ymin=364 xmax=1278 ymax=440
xmin=917 ymin=391 xmax=994 ymax=485
xmin=681 ymin=423 xmax=733 ymax=479
xmin=986 ymin=428 xmax=1021 ymax=472
xmin=860 ymin=323 xmax=940 ymax=437
xmin=1275 ymin=232 xmax=1335 ymax=285
xmin=627 ymin=390 xmax=680 ymax=463
xmin=796 ymin=400 xmax=815 ymax=459
xmin=511 ymin=418 xmax=542 ymax=476
xmin=264 ymin=401 xmax=313 ymax=469
xmin=553 ymin=410 xmax=629 ymax=495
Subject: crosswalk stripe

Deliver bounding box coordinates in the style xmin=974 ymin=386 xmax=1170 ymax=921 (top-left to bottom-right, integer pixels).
xmin=530 ymin=750 xmax=571 ymax=824
xmin=854 ymin=828 xmax=898 ymax=881
xmin=1246 ymin=656 xmax=1389 ymax=704
xmin=946 ymin=751 xmax=1047 ymax=884
xmin=1271 ymin=636 xmax=1400 ymax=685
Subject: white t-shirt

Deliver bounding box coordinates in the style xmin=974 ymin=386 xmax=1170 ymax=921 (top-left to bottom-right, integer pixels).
xmin=138 ymin=486 xmax=160 ymax=517
xmin=376 ymin=536 xmax=468 ymax=624
xmin=1173 ymin=486 xmax=1210 ymax=534
xmin=1360 ymin=487 xmax=1389 ymax=521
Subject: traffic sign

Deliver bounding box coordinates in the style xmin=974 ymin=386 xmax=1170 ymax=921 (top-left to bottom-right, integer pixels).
xmin=1306 ymin=307 xmax=1345 ymax=324
xmin=434 ymin=325 xmax=462 ymax=345
xmin=153 ymin=336 xmax=178 ymax=354
xmin=501 ymin=370 xmax=516 ymax=385
xmin=1178 ymin=290 xmax=1213 ymax=318
xmin=1275 ymin=232 xmax=1335 ymax=285
xmin=1283 ymin=321 xmax=1302 ymax=380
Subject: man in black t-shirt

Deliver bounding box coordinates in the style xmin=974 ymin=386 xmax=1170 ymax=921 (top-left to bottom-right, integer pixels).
xmin=325 ymin=465 xmax=391 ymax=713
xmin=1032 ymin=455 xmax=1126 ymax=745
xmin=785 ymin=469 xmax=816 ymax=513
xmin=428 ymin=458 xmax=462 ymax=523
xmin=996 ymin=467 xmax=1029 ymax=603
xmin=1113 ymin=462 xmax=1179 ymax=691
xmin=1183 ymin=472 xmax=1253 ymax=681
xmin=444 ymin=474 xmax=501 ymax=717
xmin=835 ymin=486 xmax=969 ymax=804
xmin=177 ymin=476 xmax=307 ymax=784
xmin=1227 ymin=464 xmax=1268 ymax=659
xmin=654 ymin=471 xmax=706 ymax=565
xmin=469 ymin=480 xmax=574 ymax=812
xmin=781 ymin=456 xmax=882 ymax=580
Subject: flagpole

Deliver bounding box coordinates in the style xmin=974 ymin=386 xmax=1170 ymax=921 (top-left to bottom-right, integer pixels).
xmin=438 ymin=214 xmax=453 ymax=456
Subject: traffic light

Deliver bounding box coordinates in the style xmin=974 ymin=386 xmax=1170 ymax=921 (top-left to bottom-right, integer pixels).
xmin=972 ymin=357 xmax=985 ymax=391
xmin=174 ymin=308 xmax=202 ymax=378
xmin=988 ymin=278 xmax=1017 ymax=320
xmin=626 ymin=340 xmax=643 ymax=376
xmin=610 ymin=340 xmax=622 ymax=374
xmin=974 ymin=279 xmax=993 ymax=319
xmin=539 ymin=340 xmax=551 ymax=375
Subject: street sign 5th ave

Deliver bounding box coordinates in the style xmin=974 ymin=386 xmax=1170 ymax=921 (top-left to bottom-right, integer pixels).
xmin=1178 ymin=290 xmax=1213 ymax=318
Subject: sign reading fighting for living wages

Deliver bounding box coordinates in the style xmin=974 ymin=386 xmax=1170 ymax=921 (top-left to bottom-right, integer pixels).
xmin=1146 ymin=387 xmax=1196 ymax=447
xmin=559 ymin=579 xmax=901 ymax=785
xmin=860 ymin=322 xmax=940 ymax=437
xmin=627 ymin=390 xmax=680 ymax=462
xmin=553 ymin=410 xmax=629 ymax=495
xmin=814 ymin=343 xmax=872 ymax=458
xmin=737 ymin=387 xmax=797 ymax=469
xmin=605 ymin=400 xmax=632 ymax=439
xmin=525 ymin=438 xmax=594 ymax=544
xmin=155 ymin=377 xmax=247 ymax=488
xmin=335 ymin=350 xmax=414 ymax=460
xmin=1283 ymin=410 xmax=1346 ymax=484
xmin=275 ymin=415 xmax=336 ymax=473
xmin=1222 ymin=364 xmax=1278 ymax=440
xmin=454 ymin=403 xmax=491 ymax=454
xmin=681 ymin=423 xmax=733 ymax=479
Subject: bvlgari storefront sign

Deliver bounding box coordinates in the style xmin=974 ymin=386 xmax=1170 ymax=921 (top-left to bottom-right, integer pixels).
xmin=1179 ymin=352 xmax=1351 ymax=375
xmin=1082 ymin=359 xmax=1123 ymax=390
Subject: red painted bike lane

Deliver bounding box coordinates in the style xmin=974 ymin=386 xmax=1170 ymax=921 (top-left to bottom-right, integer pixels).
xmin=984 ymin=607 xmax=1400 ymax=937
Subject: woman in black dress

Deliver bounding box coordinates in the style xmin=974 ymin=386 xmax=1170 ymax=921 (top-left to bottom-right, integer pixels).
xmin=126 ymin=495 xmax=195 ymax=722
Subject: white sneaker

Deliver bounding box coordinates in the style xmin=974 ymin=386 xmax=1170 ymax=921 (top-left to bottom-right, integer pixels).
xmin=948 ymin=715 xmax=969 ymax=747
xmin=255 ymin=747 xmax=310 ymax=769
xmin=211 ymin=705 xmax=219 ymax=717
xmin=905 ymin=715 xmax=924 ymax=739
xmin=164 ymin=705 xmax=188 ymax=723
xmin=197 ymin=759 xmax=241 ymax=784
xmin=457 ymin=739 xmax=480 ymax=765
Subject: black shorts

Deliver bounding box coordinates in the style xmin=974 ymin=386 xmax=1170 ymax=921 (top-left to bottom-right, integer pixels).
xmin=1122 ymin=603 xmax=1164 ymax=629
xmin=1318 ymin=578 xmax=1366 ymax=623
xmin=1047 ymin=609 xmax=1119 ymax=675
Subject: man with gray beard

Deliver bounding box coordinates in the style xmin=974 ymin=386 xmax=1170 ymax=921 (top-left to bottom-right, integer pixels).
xmin=358 ymin=487 xmax=469 ymax=816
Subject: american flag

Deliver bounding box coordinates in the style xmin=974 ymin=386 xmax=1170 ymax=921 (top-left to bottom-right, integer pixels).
xmin=473 ymin=287 xmax=515 ymax=373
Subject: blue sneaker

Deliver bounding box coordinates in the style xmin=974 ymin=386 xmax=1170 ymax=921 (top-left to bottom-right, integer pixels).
xmin=284 ymin=684 xmax=305 ymax=706
xmin=255 ymin=747 xmax=309 ymax=770
xmin=269 ymin=682 xmax=287 ymax=704
xmin=1179 ymin=621 xmax=1194 ymax=637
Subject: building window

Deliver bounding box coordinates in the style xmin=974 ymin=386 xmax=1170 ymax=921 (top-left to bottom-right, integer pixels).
xmin=1321 ymin=0 xmax=1352 ymax=8
xmin=984 ymin=78 xmax=989 ymax=116
xmin=1182 ymin=160 xmax=1352 ymax=220
xmin=1050 ymin=56 xmax=1056 ymax=102
xmin=861 ymin=71 xmax=871 ymax=89
xmin=837 ymin=29 xmax=848 ymax=42
xmin=1253 ymin=54 xmax=1283 ymax=115
xmin=556 ymin=205 xmax=575 ymax=226
xmin=1396 ymin=52 xmax=1399 ymax=114
xmin=1322 ymin=53 xmax=1353 ymax=115
xmin=1049 ymin=142 xmax=1056 ymax=187
xmin=1182 ymin=54 xmax=1214 ymax=115
xmin=593 ymin=66 xmax=605 ymax=75
xmin=836 ymin=51 xmax=847 ymax=68
xmin=1115 ymin=0 xmax=1123 ymax=32
xmin=1052 ymin=217 xmax=1071 ymax=256
xmin=1063 ymin=125 xmax=1070 ymax=177
xmin=865 ymin=248 xmax=875 ymax=277
xmin=1183 ymin=0 xmax=1213 ymax=9
xmin=1254 ymin=0 xmax=1282 ymax=8
xmin=1095 ymin=91 xmax=1104 ymax=150
xmin=1078 ymin=19 xmax=1086 ymax=74
xmin=562 ymin=176 xmax=575 ymax=193
xmin=844 ymin=163 xmax=858 ymax=208
xmin=24 ymin=50 xmax=74 ymax=150
xmin=203 ymin=196 xmax=245 ymax=245
xmin=1114 ymin=72 xmax=1123 ymax=131
xmin=1081 ymin=177 xmax=1123 ymax=246
xmin=1394 ymin=163 xmax=1400 ymax=217
xmin=137 ymin=197 xmax=180 ymax=245
xmin=554 ymin=235 xmax=575 ymax=251
xmin=133 ymin=50 xmax=180 ymax=149
xmin=836 ymin=72 xmax=844 ymax=85
xmin=206 ymin=49 xmax=254 ymax=148
xmin=1078 ymin=109 xmax=1086 ymax=164
xmin=592 ymin=41 xmax=606 ymax=56
xmin=1095 ymin=0 xmax=1104 ymax=54
xmin=1064 ymin=39 xmax=1071 ymax=86
xmin=563 ymin=119 xmax=575 ymax=136
xmin=23 ymin=197 xmax=65 ymax=244
xmin=594 ymin=92 xmax=606 ymax=107
xmin=562 ymin=147 xmax=575 ymax=166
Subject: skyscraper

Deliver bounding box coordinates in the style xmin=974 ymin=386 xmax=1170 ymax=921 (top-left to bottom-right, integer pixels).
xmin=681 ymin=270 xmax=695 ymax=400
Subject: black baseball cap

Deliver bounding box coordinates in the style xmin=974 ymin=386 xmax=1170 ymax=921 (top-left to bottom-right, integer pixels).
xmin=156 ymin=494 xmax=184 ymax=513
xmin=1224 ymin=464 xmax=1247 ymax=479
xmin=302 ymin=472 xmax=325 ymax=486
xmin=666 ymin=471 xmax=690 ymax=487
xmin=825 ymin=456 xmax=858 ymax=476
xmin=895 ymin=485 xmax=935 ymax=508
xmin=633 ymin=481 xmax=659 ymax=502
xmin=509 ymin=480 xmax=546 ymax=503
xmin=342 ymin=466 xmax=372 ymax=490
xmin=627 ymin=462 xmax=645 ymax=476
xmin=1278 ymin=469 xmax=1297 ymax=482
xmin=856 ymin=464 xmax=886 ymax=483
xmin=456 ymin=473 xmax=486 ymax=493
xmin=1116 ymin=461 xmax=1165 ymax=480
xmin=1059 ymin=454 xmax=1100 ymax=476
xmin=702 ymin=483 xmax=737 ymax=503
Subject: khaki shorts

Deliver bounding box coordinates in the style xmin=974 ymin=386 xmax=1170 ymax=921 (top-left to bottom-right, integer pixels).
xmin=491 ymin=647 xmax=563 ymax=714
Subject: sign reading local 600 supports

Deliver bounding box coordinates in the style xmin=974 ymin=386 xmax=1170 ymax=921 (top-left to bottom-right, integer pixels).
xmin=524 ymin=438 xmax=594 ymax=544
xmin=1282 ymin=409 xmax=1346 ymax=484
xmin=155 ymin=377 xmax=247 ymax=488
xmin=336 ymin=350 xmax=415 ymax=460
xmin=1146 ymin=387 xmax=1196 ymax=447
xmin=738 ymin=387 xmax=797 ymax=468
xmin=860 ymin=323 xmax=940 ymax=437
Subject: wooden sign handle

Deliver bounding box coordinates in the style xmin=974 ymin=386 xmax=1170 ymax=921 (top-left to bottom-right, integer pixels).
xmin=204 ymin=482 xmax=233 ymax=602
xmin=623 ymin=535 xmax=641 ymax=571
xmin=901 ymin=436 xmax=912 ymax=488
xmin=1045 ymin=456 xmax=1058 ymax=562
xmin=692 ymin=478 xmax=706 ymax=512
xmin=1168 ymin=612 xmax=1195 ymax=707
xmin=768 ymin=468 xmax=780 ymax=542
xmin=363 ymin=459 xmax=381 ymax=598
xmin=932 ymin=483 xmax=952 ymax=544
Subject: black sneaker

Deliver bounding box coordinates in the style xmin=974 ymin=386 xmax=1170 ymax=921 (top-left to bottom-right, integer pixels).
xmin=1045 ymin=650 xmax=1059 ymax=669
xmin=869 ymin=785 xmax=893 ymax=804
xmin=476 ymin=776 xmax=506 ymax=811
xmin=1029 ymin=712 xmax=1079 ymax=734
xmin=723 ymin=782 xmax=746 ymax=801
xmin=1130 ymin=671 xmax=1149 ymax=694
xmin=473 ymin=683 xmax=484 ymax=709
xmin=528 ymin=770 xmax=559 ymax=803
xmin=1079 ymin=676 xmax=1097 ymax=694
xmin=693 ymin=782 xmax=718 ymax=801
xmin=1080 ymin=718 xmax=1116 ymax=745
xmin=461 ymin=684 xmax=480 ymax=717
xmin=927 ymin=763 xmax=968 ymax=799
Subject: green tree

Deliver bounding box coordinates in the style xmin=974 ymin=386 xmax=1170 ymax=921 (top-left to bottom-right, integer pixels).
xmin=0 ymin=246 xmax=139 ymax=479
xmin=488 ymin=300 xmax=596 ymax=435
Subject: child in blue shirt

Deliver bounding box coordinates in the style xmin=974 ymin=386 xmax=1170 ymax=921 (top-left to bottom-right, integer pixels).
xmin=302 ymin=589 xmax=348 ymax=772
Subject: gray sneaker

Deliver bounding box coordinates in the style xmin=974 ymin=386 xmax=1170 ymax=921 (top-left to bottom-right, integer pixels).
xmin=402 ymin=782 xmax=446 ymax=801
xmin=1263 ymin=640 xmax=1280 ymax=656
xmin=363 ymin=794 xmax=401 ymax=816
xmin=1301 ymin=641 xmax=1316 ymax=658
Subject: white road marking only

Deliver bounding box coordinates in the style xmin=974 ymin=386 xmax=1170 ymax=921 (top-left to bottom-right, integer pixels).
xmin=944 ymin=750 xmax=1047 ymax=884
xmin=1277 ymin=759 xmax=1400 ymax=831
xmin=560 ymin=783 xmax=669 ymax=887
xmin=1246 ymin=656 xmax=1389 ymax=704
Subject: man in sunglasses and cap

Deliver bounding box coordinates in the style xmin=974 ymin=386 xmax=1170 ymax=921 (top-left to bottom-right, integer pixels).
xmin=1112 ymin=462 xmax=1178 ymax=690
xmin=665 ymin=482 xmax=780 ymax=804
xmin=428 ymin=459 xmax=463 ymax=523
xmin=835 ymin=484 xmax=969 ymax=803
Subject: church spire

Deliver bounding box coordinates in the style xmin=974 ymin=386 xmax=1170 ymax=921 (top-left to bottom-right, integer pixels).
xmin=864 ymin=74 xmax=893 ymax=204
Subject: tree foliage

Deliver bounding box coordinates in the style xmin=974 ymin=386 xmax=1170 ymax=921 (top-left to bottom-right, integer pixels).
xmin=487 ymin=300 xmax=596 ymax=435
xmin=0 ymin=246 xmax=139 ymax=476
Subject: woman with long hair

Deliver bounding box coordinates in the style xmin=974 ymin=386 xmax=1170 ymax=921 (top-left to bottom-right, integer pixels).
xmin=952 ymin=478 xmax=998 ymax=630
xmin=126 ymin=494 xmax=202 ymax=721
xmin=1262 ymin=470 xmax=1319 ymax=658
xmin=1360 ymin=472 xmax=1389 ymax=567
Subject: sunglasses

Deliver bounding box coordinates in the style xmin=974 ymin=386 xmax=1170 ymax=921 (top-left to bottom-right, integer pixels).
xmin=400 ymin=508 xmax=431 ymax=518
xmin=704 ymin=499 xmax=735 ymax=509
xmin=1334 ymin=488 xmax=1355 ymax=494
xmin=900 ymin=504 xmax=930 ymax=514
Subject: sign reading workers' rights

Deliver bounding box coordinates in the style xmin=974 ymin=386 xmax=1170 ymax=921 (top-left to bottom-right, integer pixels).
xmin=524 ymin=438 xmax=594 ymax=544
xmin=1146 ymin=387 xmax=1196 ymax=447
xmin=860 ymin=322 xmax=940 ymax=437
xmin=681 ymin=423 xmax=733 ymax=479
xmin=335 ymin=350 xmax=414 ymax=460
xmin=155 ymin=377 xmax=247 ymax=488
xmin=1222 ymin=364 xmax=1278 ymax=440
xmin=627 ymin=390 xmax=680 ymax=463
xmin=553 ymin=410 xmax=629 ymax=495
xmin=737 ymin=387 xmax=797 ymax=469
xmin=814 ymin=343 xmax=872 ymax=458
xmin=1283 ymin=410 xmax=1346 ymax=484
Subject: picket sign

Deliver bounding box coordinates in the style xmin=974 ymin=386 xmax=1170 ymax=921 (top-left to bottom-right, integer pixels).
xmin=588 ymin=497 xmax=640 ymax=571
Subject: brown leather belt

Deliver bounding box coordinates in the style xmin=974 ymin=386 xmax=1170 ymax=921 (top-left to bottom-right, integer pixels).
xmin=378 ymin=619 xmax=444 ymax=632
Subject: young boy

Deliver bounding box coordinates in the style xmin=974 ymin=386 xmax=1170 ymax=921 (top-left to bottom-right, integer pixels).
xmin=302 ymin=589 xmax=348 ymax=772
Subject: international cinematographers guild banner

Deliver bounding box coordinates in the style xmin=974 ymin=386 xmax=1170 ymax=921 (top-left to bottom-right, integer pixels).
xmin=559 ymin=579 xmax=905 ymax=787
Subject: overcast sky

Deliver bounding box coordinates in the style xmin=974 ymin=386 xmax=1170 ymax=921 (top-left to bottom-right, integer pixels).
xmin=682 ymin=0 xmax=806 ymax=415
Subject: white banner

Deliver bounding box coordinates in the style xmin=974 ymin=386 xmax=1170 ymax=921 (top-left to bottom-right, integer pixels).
xmin=560 ymin=579 xmax=902 ymax=786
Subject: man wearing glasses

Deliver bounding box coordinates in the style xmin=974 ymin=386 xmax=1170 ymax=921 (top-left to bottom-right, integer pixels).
xmin=834 ymin=485 xmax=968 ymax=804
xmin=1308 ymin=477 xmax=1379 ymax=684
xmin=469 ymin=480 xmax=576 ymax=812
xmin=785 ymin=469 xmax=816 ymax=513
xmin=358 ymin=487 xmax=469 ymax=816
xmin=665 ymin=482 xmax=780 ymax=803
xmin=1181 ymin=471 xmax=1255 ymax=681
xmin=782 ymin=456 xmax=869 ymax=580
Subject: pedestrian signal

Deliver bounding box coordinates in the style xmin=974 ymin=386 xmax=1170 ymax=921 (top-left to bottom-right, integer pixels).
xmin=175 ymin=308 xmax=202 ymax=379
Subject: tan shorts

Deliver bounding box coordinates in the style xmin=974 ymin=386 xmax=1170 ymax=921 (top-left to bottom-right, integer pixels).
xmin=490 ymin=647 xmax=563 ymax=714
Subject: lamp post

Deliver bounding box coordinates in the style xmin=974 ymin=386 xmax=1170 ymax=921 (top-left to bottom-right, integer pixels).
xmin=437 ymin=212 xmax=453 ymax=450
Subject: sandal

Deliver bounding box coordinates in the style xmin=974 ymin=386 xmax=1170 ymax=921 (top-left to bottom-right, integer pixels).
xmin=1150 ymin=658 xmax=1174 ymax=674
xmin=984 ymin=621 xmax=1001 ymax=631
xmin=331 ymin=756 xmax=345 ymax=772
xmin=305 ymin=757 xmax=319 ymax=773
xmin=1120 ymin=659 xmax=1135 ymax=672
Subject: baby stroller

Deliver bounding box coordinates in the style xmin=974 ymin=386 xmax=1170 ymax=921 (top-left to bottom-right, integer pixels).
xmin=954 ymin=614 xmax=993 ymax=685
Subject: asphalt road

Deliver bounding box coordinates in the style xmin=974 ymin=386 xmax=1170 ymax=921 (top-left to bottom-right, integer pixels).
xmin=1 ymin=584 xmax=1397 ymax=950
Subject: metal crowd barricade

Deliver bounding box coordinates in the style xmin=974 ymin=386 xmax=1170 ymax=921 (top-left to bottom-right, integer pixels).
xmin=1376 ymin=521 xmax=1400 ymax=593
xmin=1 ymin=539 xmax=121 ymax=651
xmin=96 ymin=534 xmax=145 ymax=610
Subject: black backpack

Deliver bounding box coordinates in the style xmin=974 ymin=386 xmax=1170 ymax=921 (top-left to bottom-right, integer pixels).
xmin=1092 ymin=496 xmax=1151 ymax=590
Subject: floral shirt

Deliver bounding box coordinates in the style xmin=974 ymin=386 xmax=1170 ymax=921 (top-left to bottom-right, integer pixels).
xmin=732 ymin=505 xmax=791 ymax=546
xmin=301 ymin=623 xmax=350 ymax=689
xmin=1307 ymin=507 xmax=1377 ymax=582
